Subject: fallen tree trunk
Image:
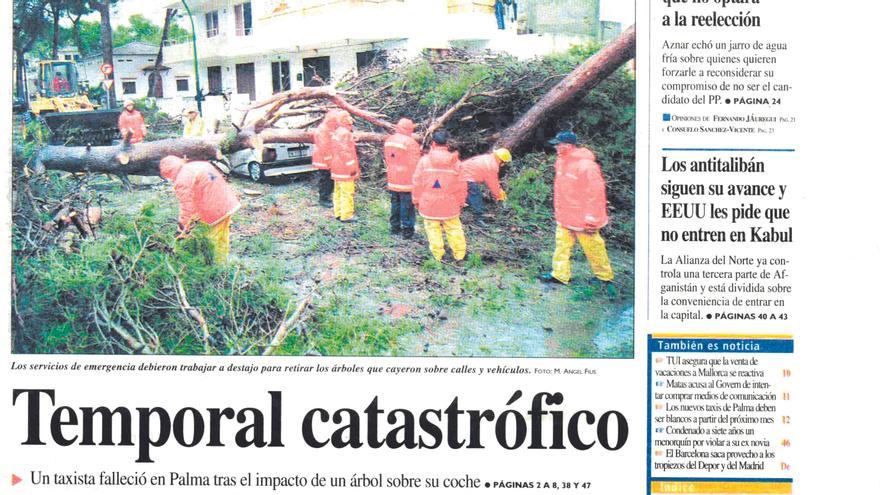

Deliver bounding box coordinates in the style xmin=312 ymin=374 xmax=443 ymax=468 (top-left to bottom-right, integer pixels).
xmin=32 ymin=130 xmax=393 ymax=176
xmin=34 ymin=138 xmax=225 ymax=176
xmin=495 ymin=25 xmax=636 ymax=150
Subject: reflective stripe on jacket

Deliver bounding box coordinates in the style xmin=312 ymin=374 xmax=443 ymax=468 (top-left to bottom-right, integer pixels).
xmin=384 ymin=133 xmax=421 ymax=192
xmin=329 ymin=127 xmax=359 ymax=181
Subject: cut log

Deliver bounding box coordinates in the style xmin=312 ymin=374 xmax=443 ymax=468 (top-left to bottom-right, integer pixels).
xmin=495 ymin=25 xmax=636 ymax=151
xmin=33 ymin=129 xmax=392 ymax=176
xmin=35 ymin=138 xmax=224 ymax=176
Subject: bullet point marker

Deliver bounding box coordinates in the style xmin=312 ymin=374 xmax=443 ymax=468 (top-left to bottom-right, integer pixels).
xmin=12 ymin=474 xmax=22 ymax=486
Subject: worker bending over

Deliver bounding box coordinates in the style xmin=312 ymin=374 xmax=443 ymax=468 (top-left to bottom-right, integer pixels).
xmin=118 ymin=99 xmax=147 ymax=144
xmin=384 ymin=118 xmax=422 ymax=238
xmin=329 ymin=111 xmax=360 ymax=222
xmin=160 ymin=156 xmax=241 ymax=263
xmin=312 ymin=110 xmax=348 ymax=208
xmin=540 ymin=131 xmax=615 ymax=293
xmin=412 ymin=130 xmax=468 ymax=262
xmin=461 ymin=148 xmax=511 ymax=224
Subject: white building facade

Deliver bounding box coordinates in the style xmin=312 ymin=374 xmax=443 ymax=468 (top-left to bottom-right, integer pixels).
xmin=156 ymin=0 xmax=619 ymax=117
xmin=77 ymin=42 xmax=175 ymax=102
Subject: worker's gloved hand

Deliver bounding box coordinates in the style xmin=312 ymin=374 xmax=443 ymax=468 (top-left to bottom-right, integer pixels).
xmin=498 ymin=189 xmax=508 ymax=202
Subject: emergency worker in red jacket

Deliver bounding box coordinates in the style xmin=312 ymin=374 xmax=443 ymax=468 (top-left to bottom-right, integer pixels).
xmin=383 ymin=118 xmax=421 ymax=238
xmin=160 ymin=156 xmax=241 ymax=263
xmin=312 ymin=110 xmax=347 ymax=207
xmin=118 ymin=99 xmax=147 ymax=144
xmin=540 ymin=132 xmax=615 ymax=292
xmin=328 ymin=111 xmax=359 ymax=222
xmin=460 ymin=148 xmax=511 ymax=224
xmin=411 ymin=130 xmax=468 ymax=262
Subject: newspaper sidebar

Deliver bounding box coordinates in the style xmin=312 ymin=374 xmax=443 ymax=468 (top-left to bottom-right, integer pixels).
xmin=648 ymin=0 xmax=798 ymax=493
xmin=0 ymin=0 xmax=824 ymax=493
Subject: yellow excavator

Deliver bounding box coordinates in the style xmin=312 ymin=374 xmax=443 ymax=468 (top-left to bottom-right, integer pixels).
xmin=27 ymin=59 xmax=121 ymax=145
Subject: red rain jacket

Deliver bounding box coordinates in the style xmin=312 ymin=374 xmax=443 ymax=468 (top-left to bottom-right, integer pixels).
xmin=553 ymin=146 xmax=608 ymax=231
xmin=52 ymin=76 xmax=71 ymax=94
xmin=411 ymin=145 xmax=466 ymax=220
xmin=160 ymin=157 xmax=241 ymax=230
xmin=383 ymin=119 xmax=421 ymax=192
xmin=118 ymin=109 xmax=147 ymax=144
xmin=312 ymin=110 xmax=347 ymax=170
xmin=329 ymin=127 xmax=359 ymax=181
xmin=460 ymin=153 xmax=503 ymax=200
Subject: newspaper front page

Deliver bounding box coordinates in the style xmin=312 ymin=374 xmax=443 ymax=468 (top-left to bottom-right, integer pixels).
xmin=2 ymin=0 xmax=877 ymax=493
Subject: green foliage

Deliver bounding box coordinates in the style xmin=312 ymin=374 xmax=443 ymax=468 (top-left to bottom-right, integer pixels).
xmin=429 ymin=64 xmax=495 ymax=107
xmin=542 ymin=41 xmax=604 ymax=74
xmin=279 ymin=294 xmax=421 ymax=356
xmin=13 ymin=0 xmax=49 ymax=55
xmin=113 ymin=14 xmax=190 ymax=48
xmin=13 ymin=200 xmax=291 ymax=355
xmin=29 ymin=12 xmax=190 ymax=59
xmin=243 ymin=232 xmax=276 ymax=256
xmin=464 ymin=252 xmax=484 ymax=269
xmin=505 ymin=154 xmax=555 ymax=226
xmin=394 ymin=60 xmax=438 ymax=97
xmin=394 ymin=61 xmax=496 ymax=108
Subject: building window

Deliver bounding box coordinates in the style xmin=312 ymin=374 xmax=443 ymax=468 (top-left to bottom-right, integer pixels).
xmin=205 ymin=11 xmax=220 ymax=37
xmin=271 ymin=61 xmax=291 ymax=94
xmin=356 ymin=50 xmax=388 ymax=73
xmin=176 ymin=78 xmax=190 ymax=92
xmin=234 ymin=2 xmax=253 ymax=36
xmin=302 ymin=56 xmax=330 ymax=87
xmin=207 ymin=66 xmax=223 ymax=94
xmin=148 ymin=73 xmax=164 ymax=98
xmin=122 ymin=81 xmax=137 ymax=94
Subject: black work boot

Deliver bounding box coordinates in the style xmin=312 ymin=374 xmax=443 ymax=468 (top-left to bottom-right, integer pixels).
xmin=402 ymin=229 xmax=415 ymax=239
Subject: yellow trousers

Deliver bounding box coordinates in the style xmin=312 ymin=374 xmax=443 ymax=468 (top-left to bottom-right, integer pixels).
xmin=423 ymin=217 xmax=467 ymax=261
xmin=333 ymin=181 xmax=356 ymax=220
xmin=206 ymin=216 xmax=232 ymax=264
xmin=551 ymin=225 xmax=614 ymax=284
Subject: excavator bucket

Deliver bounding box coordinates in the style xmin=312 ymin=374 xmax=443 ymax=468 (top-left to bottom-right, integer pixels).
xmin=41 ymin=108 xmax=122 ymax=146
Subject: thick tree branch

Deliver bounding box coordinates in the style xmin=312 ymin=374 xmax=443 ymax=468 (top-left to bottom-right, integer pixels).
xmin=495 ymin=25 xmax=636 ymax=150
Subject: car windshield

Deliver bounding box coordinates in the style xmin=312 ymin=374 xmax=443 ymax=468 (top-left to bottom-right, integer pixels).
xmin=43 ymin=62 xmax=78 ymax=97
